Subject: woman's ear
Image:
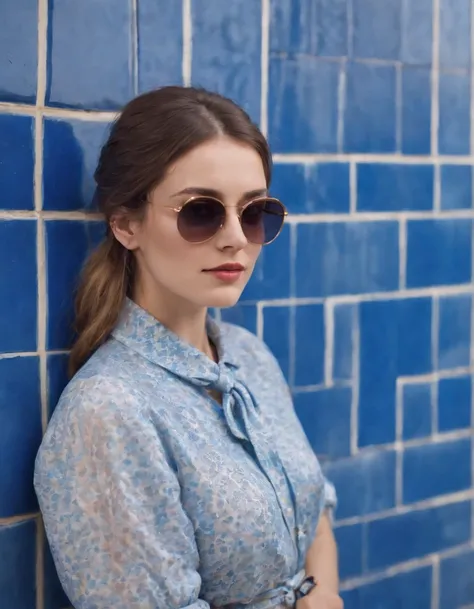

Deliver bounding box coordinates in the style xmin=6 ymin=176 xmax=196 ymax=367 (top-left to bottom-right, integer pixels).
xmin=110 ymin=213 xmax=141 ymax=251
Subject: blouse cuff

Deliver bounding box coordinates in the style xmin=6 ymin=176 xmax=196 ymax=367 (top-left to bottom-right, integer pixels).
xmin=323 ymin=477 xmax=337 ymax=523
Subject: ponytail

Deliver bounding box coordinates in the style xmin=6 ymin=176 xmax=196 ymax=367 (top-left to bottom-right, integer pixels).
xmin=69 ymin=234 xmax=132 ymax=376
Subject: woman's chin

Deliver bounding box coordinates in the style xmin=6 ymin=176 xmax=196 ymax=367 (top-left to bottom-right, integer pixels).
xmin=202 ymin=285 xmax=244 ymax=309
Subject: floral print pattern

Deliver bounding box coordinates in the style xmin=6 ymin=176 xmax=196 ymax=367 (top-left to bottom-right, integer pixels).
xmin=34 ymin=299 xmax=336 ymax=609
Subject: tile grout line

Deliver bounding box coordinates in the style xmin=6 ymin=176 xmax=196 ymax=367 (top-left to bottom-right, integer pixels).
xmin=288 ymin=223 xmax=297 ymax=387
xmin=260 ymin=0 xmax=270 ymax=138
xmin=337 ymin=59 xmax=346 ymax=153
xmin=470 ymin=0 xmax=474 ymax=547
xmin=182 ymin=0 xmax=192 ymax=86
xmin=431 ymin=296 xmax=439 ymax=434
xmin=130 ymin=0 xmax=139 ymax=96
xmin=430 ymin=0 xmax=440 ymax=156
xmin=35 ymin=0 xmax=48 ymax=607
xmin=323 ymin=302 xmax=334 ymax=387
xmin=431 ymin=555 xmax=440 ymax=609
xmin=350 ymin=304 xmax=360 ymax=455
xmin=394 ymin=380 xmax=403 ymax=506
xmin=398 ymin=218 xmax=407 ymax=289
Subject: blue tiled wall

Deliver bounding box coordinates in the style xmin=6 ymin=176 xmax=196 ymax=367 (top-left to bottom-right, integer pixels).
xmin=0 ymin=1 xmax=473 ymax=608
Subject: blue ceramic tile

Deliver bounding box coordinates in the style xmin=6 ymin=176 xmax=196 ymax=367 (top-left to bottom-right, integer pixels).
xmin=333 ymin=523 xmax=363 ymax=580
xmin=403 ymin=438 xmax=471 ymax=503
xmin=270 ymin=0 xmax=348 ymax=57
xmin=263 ymin=307 xmax=290 ymax=380
xmin=294 ymin=387 xmax=351 ymax=459
xmin=271 ymin=163 xmax=350 ymax=214
xmin=295 ymin=222 xmax=399 ymax=298
xmin=268 ymin=57 xmax=340 ymax=153
xmin=406 ymin=219 xmax=472 ymax=288
xmin=137 ymin=0 xmax=183 ymax=92
xmin=342 ymin=567 xmax=432 ymax=609
xmin=402 ymin=383 xmax=432 ymax=440
xmin=0 ymin=357 xmax=41 ymax=517
xmin=440 ymin=165 xmax=472 ymax=210
xmin=220 ymin=304 xmax=257 ymax=335
xmin=242 ymin=224 xmax=291 ymax=300
xmin=0 ymin=220 xmax=37 ymax=353
xmin=333 ymin=304 xmax=355 ymax=382
xmin=401 ymin=0 xmax=433 ymax=64
xmin=366 ymin=501 xmax=471 ymax=569
xmin=357 ymin=163 xmax=434 ymax=212
xmin=191 ymin=0 xmax=262 ymax=123
xmin=46 ymin=221 xmax=103 ymax=350
xmin=43 ymin=118 xmax=111 ymax=211
xmin=438 ymin=294 xmax=471 ymax=369
xmin=47 ymin=353 xmax=69 ymax=418
xmin=46 ymin=0 xmax=133 ymax=109
xmin=359 ymin=298 xmax=432 ymax=446
xmin=0 ymin=520 xmax=36 ymax=609
xmin=352 ymin=0 xmax=401 ymax=60
xmin=44 ymin=538 xmax=70 ymax=609
xmin=438 ymin=376 xmax=472 ymax=432
xmin=323 ymin=450 xmax=396 ymax=519
xmin=344 ymin=62 xmax=397 ymax=153
xmin=401 ymin=67 xmax=432 ymax=155
xmin=439 ymin=0 xmax=471 ymax=69
xmin=293 ymin=304 xmax=325 ymax=386
xmin=0 ymin=0 xmax=37 ymax=103
xmin=438 ymin=73 xmax=471 ymax=155
xmin=439 ymin=549 xmax=474 ymax=609
xmin=0 ymin=114 xmax=34 ymax=210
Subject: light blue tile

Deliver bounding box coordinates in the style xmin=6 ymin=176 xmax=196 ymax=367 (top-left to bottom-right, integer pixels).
xmin=46 ymin=0 xmax=133 ymax=109
xmin=440 ymin=165 xmax=472 ymax=210
xmin=293 ymin=304 xmax=325 ymax=386
xmin=191 ymin=0 xmax=262 ymax=123
xmin=352 ymin=0 xmax=401 ymax=60
xmin=401 ymin=67 xmax=432 ymax=155
xmin=440 ymin=549 xmax=474 ymax=609
xmin=438 ymin=294 xmax=472 ymax=369
xmin=438 ymin=376 xmax=472 ymax=432
xmin=0 ymin=0 xmax=37 ymax=103
xmin=0 ymin=521 xmax=37 ymax=609
xmin=439 ymin=0 xmax=471 ymax=69
xmin=438 ymin=73 xmax=471 ymax=155
xmin=263 ymin=306 xmax=290 ymax=380
xmin=403 ymin=383 xmax=432 ymax=440
xmin=0 ymin=114 xmax=34 ymax=210
xmin=401 ymin=0 xmax=433 ymax=64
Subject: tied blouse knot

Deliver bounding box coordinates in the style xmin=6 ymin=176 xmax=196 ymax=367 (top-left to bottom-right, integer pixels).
xmin=34 ymin=299 xmax=336 ymax=609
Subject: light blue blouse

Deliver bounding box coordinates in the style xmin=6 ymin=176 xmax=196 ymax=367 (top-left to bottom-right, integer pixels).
xmin=34 ymin=299 xmax=336 ymax=609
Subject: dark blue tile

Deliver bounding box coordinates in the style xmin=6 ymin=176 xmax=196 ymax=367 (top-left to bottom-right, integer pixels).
xmin=46 ymin=221 xmax=103 ymax=350
xmin=342 ymin=567 xmax=432 ymax=609
xmin=47 ymin=353 xmax=69 ymax=418
xmin=0 ymin=357 xmax=41 ymax=517
xmin=268 ymin=57 xmax=340 ymax=153
xmin=403 ymin=439 xmax=471 ymax=503
xmin=242 ymin=224 xmax=291 ymax=300
xmin=0 ymin=520 xmax=37 ymax=609
xmin=402 ymin=383 xmax=432 ymax=440
xmin=441 ymin=165 xmax=472 ymax=211
xmin=296 ymin=222 xmax=399 ymax=298
xmin=438 ymin=294 xmax=471 ymax=369
xmin=359 ymin=298 xmax=432 ymax=446
xmin=137 ymin=0 xmax=183 ymax=92
xmin=191 ymin=0 xmax=262 ymax=123
xmin=0 ymin=220 xmax=37 ymax=353
xmin=0 ymin=0 xmax=37 ymax=103
xmin=333 ymin=304 xmax=355 ymax=382
xmin=324 ymin=450 xmax=396 ymax=519
xmin=352 ymin=0 xmax=401 ymax=60
xmin=0 ymin=114 xmax=34 ymax=210
xmin=294 ymin=388 xmax=351 ymax=459
xmin=401 ymin=67 xmax=432 ymax=155
xmin=271 ymin=163 xmax=350 ymax=214
xmin=294 ymin=304 xmax=325 ymax=386
xmin=438 ymin=73 xmax=471 ymax=155
xmin=333 ymin=523 xmax=363 ymax=580
xmin=344 ymin=62 xmax=397 ymax=153
xmin=438 ymin=376 xmax=472 ymax=432
xmin=270 ymin=0 xmax=348 ymax=57
xmin=357 ymin=163 xmax=434 ymax=212
xmin=46 ymin=0 xmax=133 ymax=109
xmin=401 ymin=0 xmax=433 ymax=64
xmin=263 ymin=306 xmax=290 ymax=381
xmin=43 ymin=118 xmax=111 ymax=211
xmin=407 ymin=219 xmax=472 ymax=288
xmin=439 ymin=549 xmax=474 ymax=609
xmin=367 ymin=501 xmax=471 ymax=569
xmin=220 ymin=304 xmax=257 ymax=335
xmin=44 ymin=538 xmax=70 ymax=609
xmin=439 ymin=0 xmax=471 ymax=69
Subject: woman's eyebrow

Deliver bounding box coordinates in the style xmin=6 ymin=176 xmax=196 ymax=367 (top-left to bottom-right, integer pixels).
xmin=171 ymin=187 xmax=268 ymax=201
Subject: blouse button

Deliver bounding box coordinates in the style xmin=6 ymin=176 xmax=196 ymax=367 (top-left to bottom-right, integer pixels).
xmin=295 ymin=527 xmax=306 ymax=540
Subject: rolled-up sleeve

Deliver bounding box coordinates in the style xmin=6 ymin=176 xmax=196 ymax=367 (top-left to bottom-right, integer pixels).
xmin=34 ymin=383 xmax=209 ymax=609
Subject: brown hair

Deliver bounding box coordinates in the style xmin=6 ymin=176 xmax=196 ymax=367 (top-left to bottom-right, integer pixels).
xmin=69 ymin=86 xmax=272 ymax=376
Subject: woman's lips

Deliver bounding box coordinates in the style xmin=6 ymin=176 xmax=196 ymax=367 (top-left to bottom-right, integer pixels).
xmin=203 ymin=264 xmax=245 ymax=283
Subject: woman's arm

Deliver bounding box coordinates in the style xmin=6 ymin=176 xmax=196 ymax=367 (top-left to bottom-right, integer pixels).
xmin=305 ymin=512 xmax=339 ymax=594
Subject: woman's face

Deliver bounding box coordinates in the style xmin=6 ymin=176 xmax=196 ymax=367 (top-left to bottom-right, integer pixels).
xmin=115 ymin=136 xmax=268 ymax=312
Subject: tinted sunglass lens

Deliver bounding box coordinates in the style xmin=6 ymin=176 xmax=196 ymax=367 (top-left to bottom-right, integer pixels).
xmin=177 ymin=198 xmax=225 ymax=243
xmin=241 ymin=199 xmax=286 ymax=244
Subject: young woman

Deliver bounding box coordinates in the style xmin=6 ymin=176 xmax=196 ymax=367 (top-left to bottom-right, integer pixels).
xmin=35 ymin=86 xmax=342 ymax=609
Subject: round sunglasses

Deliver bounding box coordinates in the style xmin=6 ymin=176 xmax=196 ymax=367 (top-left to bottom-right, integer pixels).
xmin=164 ymin=195 xmax=288 ymax=245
